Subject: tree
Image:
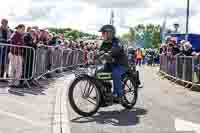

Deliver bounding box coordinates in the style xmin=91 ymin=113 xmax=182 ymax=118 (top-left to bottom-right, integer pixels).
xmin=135 ymin=24 xmax=145 ymax=32
xmin=121 ymin=24 xmax=161 ymax=49
xmin=129 ymin=27 xmax=136 ymax=42
xmin=121 ymin=33 xmax=131 ymax=41
xmin=121 ymin=27 xmax=136 ymax=44
xmin=152 ymin=25 xmax=161 ymax=48
xmin=48 ymin=27 xmax=96 ymax=40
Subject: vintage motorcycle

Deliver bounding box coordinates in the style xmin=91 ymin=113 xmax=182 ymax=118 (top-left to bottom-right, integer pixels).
xmin=68 ymin=51 xmax=139 ymax=117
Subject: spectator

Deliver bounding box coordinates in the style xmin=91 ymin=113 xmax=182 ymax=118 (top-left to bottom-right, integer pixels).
xmin=26 ymin=27 xmax=32 ymax=33
xmin=183 ymin=41 xmax=192 ymax=56
xmin=79 ymin=41 xmax=84 ymax=49
xmin=87 ymin=44 xmax=94 ymax=65
xmin=135 ymin=48 xmax=143 ymax=66
xmin=22 ymin=28 xmax=36 ymax=85
xmin=32 ymin=26 xmax=40 ymax=43
xmin=0 ymin=19 xmax=11 ymax=79
xmin=162 ymin=44 xmax=167 ymax=54
xmin=59 ymin=33 xmax=65 ymax=42
xmin=47 ymin=33 xmax=53 ymax=43
xmin=160 ymin=44 xmax=165 ymax=54
xmin=83 ymin=45 xmax=88 ymax=64
xmin=9 ymin=24 xmax=25 ymax=87
xmin=177 ymin=40 xmax=186 ymax=55
xmin=0 ymin=19 xmax=11 ymax=43
xmin=48 ymin=34 xmax=57 ymax=46
xmin=31 ymin=29 xmax=38 ymax=44
xmin=172 ymin=44 xmax=180 ymax=56
xmin=39 ymin=29 xmax=48 ymax=45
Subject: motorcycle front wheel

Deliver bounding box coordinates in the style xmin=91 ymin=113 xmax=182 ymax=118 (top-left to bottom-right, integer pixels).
xmin=68 ymin=76 xmax=101 ymax=117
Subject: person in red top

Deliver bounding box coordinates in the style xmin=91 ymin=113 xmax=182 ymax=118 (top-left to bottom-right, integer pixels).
xmin=83 ymin=45 xmax=88 ymax=65
xmin=9 ymin=24 xmax=25 ymax=87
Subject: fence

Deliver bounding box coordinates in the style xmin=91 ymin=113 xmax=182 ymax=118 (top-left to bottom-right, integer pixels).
xmin=0 ymin=43 xmax=97 ymax=87
xmin=160 ymin=54 xmax=200 ymax=88
xmin=0 ymin=43 xmax=35 ymax=81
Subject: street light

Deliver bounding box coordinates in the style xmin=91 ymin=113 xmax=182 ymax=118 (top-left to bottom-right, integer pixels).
xmin=185 ymin=0 xmax=190 ymax=41
xmin=173 ymin=23 xmax=180 ymax=33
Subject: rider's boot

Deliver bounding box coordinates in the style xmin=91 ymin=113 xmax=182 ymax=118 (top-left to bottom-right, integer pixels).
xmin=113 ymin=95 xmax=127 ymax=104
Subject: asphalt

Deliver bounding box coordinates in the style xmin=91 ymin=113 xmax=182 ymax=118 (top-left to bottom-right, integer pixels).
xmin=68 ymin=66 xmax=200 ymax=133
xmin=0 ymin=67 xmax=200 ymax=133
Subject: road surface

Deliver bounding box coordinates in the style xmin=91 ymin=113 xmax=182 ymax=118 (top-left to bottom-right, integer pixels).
xmin=0 ymin=67 xmax=200 ymax=133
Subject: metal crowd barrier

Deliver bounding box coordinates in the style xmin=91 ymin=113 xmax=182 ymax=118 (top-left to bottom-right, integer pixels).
xmin=34 ymin=46 xmax=85 ymax=80
xmin=61 ymin=49 xmax=84 ymax=69
xmin=85 ymin=50 xmax=96 ymax=65
xmin=61 ymin=48 xmax=73 ymax=68
xmin=0 ymin=43 xmax=88 ymax=87
xmin=0 ymin=43 xmax=35 ymax=82
xmin=0 ymin=42 xmax=100 ymax=87
xmin=159 ymin=54 xmax=200 ymax=88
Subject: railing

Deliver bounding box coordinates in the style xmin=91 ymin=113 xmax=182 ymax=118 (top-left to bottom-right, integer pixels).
xmin=160 ymin=54 xmax=200 ymax=88
xmin=0 ymin=43 xmax=97 ymax=88
xmin=0 ymin=43 xmax=35 ymax=81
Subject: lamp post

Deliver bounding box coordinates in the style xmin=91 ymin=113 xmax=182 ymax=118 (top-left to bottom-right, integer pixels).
xmin=185 ymin=0 xmax=190 ymax=41
xmin=110 ymin=9 xmax=114 ymax=25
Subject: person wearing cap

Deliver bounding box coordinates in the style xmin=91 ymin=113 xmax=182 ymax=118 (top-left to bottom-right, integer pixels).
xmin=98 ymin=24 xmax=129 ymax=103
xmin=9 ymin=24 xmax=25 ymax=87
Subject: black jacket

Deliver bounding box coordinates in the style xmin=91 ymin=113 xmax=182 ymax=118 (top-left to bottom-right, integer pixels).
xmin=100 ymin=38 xmax=128 ymax=67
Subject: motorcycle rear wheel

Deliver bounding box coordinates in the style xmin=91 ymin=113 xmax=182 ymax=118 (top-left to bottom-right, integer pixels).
xmin=121 ymin=75 xmax=138 ymax=109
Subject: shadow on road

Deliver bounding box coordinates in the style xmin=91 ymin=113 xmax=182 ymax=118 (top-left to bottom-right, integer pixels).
xmin=8 ymin=87 xmax=46 ymax=96
xmin=7 ymin=79 xmax=54 ymax=96
xmin=71 ymin=107 xmax=147 ymax=126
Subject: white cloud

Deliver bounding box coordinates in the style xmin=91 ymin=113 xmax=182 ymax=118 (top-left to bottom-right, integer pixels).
xmin=0 ymin=0 xmax=199 ymax=34
xmin=81 ymin=0 xmax=156 ymax=8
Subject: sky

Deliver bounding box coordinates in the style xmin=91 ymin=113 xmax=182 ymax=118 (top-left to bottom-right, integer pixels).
xmin=0 ymin=0 xmax=199 ymax=35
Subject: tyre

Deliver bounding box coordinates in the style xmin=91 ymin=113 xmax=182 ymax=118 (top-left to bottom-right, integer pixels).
xmin=121 ymin=75 xmax=138 ymax=109
xmin=68 ymin=76 xmax=101 ymax=117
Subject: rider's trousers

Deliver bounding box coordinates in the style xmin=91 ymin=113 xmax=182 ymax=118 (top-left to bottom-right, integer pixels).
xmin=101 ymin=63 xmax=126 ymax=97
xmin=112 ymin=64 xmax=126 ymax=97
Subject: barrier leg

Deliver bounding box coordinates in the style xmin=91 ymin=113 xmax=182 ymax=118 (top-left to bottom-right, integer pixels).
xmin=32 ymin=79 xmax=43 ymax=88
xmin=24 ymin=80 xmax=31 ymax=89
xmin=185 ymin=83 xmax=191 ymax=88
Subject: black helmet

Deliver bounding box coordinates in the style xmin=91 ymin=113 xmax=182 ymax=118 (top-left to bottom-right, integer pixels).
xmin=99 ymin=24 xmax=116 ymax=35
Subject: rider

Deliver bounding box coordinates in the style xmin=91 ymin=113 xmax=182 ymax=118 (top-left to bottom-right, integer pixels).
xmin=99 ymin=24 xmax=128 ymax=102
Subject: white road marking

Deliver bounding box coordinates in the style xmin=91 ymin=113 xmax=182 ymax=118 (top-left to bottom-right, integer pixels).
xmin=175 ymin=118 xmax=200 ymax=133
xmin=53 ymin=74 xmax=74 ymax=133
xmin=0 ymin=109 xmax=45 ymax=127
xmin=61 ymin=75 xmax=75 ymax=133
xmin=53 ymin=83 xmax=62 ymax=133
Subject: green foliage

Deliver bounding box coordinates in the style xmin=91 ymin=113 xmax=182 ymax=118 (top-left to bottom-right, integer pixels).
xmin=121 ymin=27 xmax=135 ymax=44
xmin=121 ymin=24 xmax=161 ymax=49
xmin=48 ymin=27 xmax=96 ymax=40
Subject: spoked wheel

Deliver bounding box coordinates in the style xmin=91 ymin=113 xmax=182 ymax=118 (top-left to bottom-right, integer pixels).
xmin=121 ymin=76 xmax=138 ymax=109
xmin=68 ymin=76 xmax=101 ymax=117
